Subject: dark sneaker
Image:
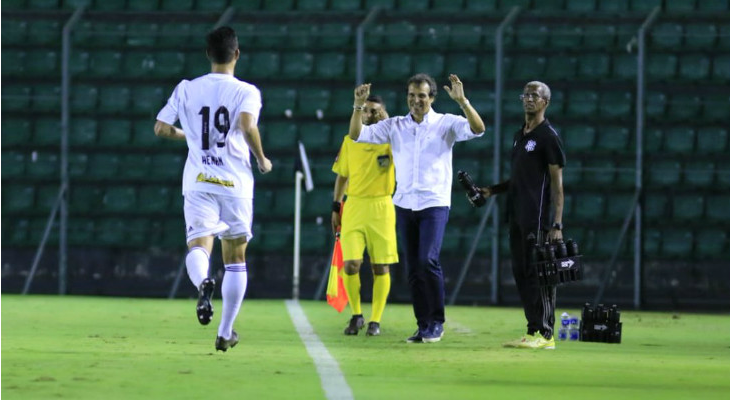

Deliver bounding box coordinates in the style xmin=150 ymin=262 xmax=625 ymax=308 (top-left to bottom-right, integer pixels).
xmin=215 ymin=330 xmax=239 ymax=352
xmin=406 ymin=329 xmax=424 ymax=343
xmin=366 ymin=322 xmax=381 ymax=336
xmin=343 ymin=315 xmax=365 ymax=335
xmin=196 ymin=278 xmax=215 ymax=325
xmin=422 ymin=322 xmax=444 ymax=343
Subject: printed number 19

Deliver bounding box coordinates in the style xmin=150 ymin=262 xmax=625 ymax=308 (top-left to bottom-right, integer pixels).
xmin=198 ymin=106 xmax=231 ymax=150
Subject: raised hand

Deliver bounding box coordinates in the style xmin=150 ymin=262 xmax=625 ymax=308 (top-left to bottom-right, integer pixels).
xmin=354 ymin=83 xmax=371 ymax=106
xmin=443 ymin=74 xmax=467 ymax=106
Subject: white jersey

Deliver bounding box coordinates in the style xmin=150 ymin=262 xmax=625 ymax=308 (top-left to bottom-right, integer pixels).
xmin=156 ymin=73 xmax=262 ymax=198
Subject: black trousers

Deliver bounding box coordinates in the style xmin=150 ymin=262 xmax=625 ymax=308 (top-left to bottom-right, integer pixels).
xmin=509 ymin=223 xmax=556 ymax=339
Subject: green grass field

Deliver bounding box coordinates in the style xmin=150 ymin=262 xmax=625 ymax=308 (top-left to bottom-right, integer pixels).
xmin=2 ymin=295 xmax=729 ymax=400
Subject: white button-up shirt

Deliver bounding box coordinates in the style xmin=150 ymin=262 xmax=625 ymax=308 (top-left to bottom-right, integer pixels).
xmin=356 ymin=109 xmax=484 ymax=211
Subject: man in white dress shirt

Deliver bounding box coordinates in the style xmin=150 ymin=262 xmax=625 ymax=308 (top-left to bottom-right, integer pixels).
xmin=348 ymin=73 xmax=486 ymax=343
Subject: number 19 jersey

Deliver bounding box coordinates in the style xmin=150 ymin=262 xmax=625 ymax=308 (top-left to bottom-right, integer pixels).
xmin=156 ymin=73 xmax=262 ymax=199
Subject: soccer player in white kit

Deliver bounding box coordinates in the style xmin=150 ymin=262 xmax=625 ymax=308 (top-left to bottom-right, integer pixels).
xmin=154 ymin=26 xmax=272 ymax=352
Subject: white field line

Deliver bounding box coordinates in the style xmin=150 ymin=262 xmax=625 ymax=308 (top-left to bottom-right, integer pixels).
xmin=285 ymin=300 xmax=354 ymax=400
xmin=447 ymin=318 xmax=474 ymax=334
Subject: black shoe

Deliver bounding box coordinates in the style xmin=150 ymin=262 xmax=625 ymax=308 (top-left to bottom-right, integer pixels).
xmin=196 ymin=278 xmax=215 ymax=325
xmin=406 ymin=329 xmax=424 ymax=343
xmin=422 ymin=322 xmax=444 ymax=343
xmin=215 ymin=330 xmax=239 ymax=352
xmin=366 ymin=322 xmax=381 ymax=336
xmin=343 ymin=315 xmax=365 ymax=335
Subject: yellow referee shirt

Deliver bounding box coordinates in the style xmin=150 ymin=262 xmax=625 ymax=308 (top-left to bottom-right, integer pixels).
xmin=332 ymin=135 xmax=395 ymax=198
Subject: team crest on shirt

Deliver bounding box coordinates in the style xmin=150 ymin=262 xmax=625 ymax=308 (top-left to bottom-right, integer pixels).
xmin=525 ymin=140 xmax=537 ymax=152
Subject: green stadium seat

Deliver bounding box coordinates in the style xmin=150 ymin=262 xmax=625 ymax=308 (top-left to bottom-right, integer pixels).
xmin=583 ymin=24 xmax=616 ymax=50
xmin=98 ymin=86 xmax=131 ymax=114
xmin=697 ymin=0 xmax=729 ymax=11
xmin=478 ymin=54 xmax=505 ymax=81
xmin=87 ymin=22 xmax=126 ymax=47
xmin=330 ymin=0 xmax=360 ymax=10
xmin=272 ymin=188 xmax=295 ymax=219
xmin=287 ymin=24 xmax=318 ymax=49
xmin=24 ymin=152 xmax=57 ymax=180
xmin=248 ymin=51 xmax=278 ymax=79
xmin=711 ymin=55 xmax=730 ymax=82
xmin=667 ymin=95 xmax=701 ymax=122
xmin=88 ymin=51 xmax=122 ymax=78
xmin=71 ymin=84 xmax=98 ymax=113
xmin=584 ymin=159 xmax=616 ymax=186
xmin=566 ymin=90 xmax=598 ymax=118
xmin=36 ymin=184 xmax=61 ymax=213
xmin=326 ymin=89 xmax=352 ymax=118
xmin=127 ymin=0 xmax=157 ymax=10
xmin=641 ymin=227 xmax=660 ymax=257
xmin=132 ymin=86 xmax=165 ymax=115
xmin=644 ymin=91 xmax=667 ymax=121
xmin=346 ymin=53 xmax=379 ymax=82
xmin=644 ymin=127 xmax=663 ymax=152
xmin=132 ymin=119 xmax=165 ymax=147
xmin=684 ymin=24 xmax=717 ymax=50
xmin=87 ymin=154 xmax=119 ymax=179
xmin=69 ymin=185 xmax=103 ymax=213
xmin=299 ymin=122 xmax=333 ymax=153
xmin=417 ymin=24 xmax=451 ymax=50
xmin=249 ymin=23 xmax=286 ymax=50
xmin=68 ymin=50 xmax=90 ymax=77
xmin=151 ymin=51 xmax=185 ymax=79
xmin=701 ymin=94 xmax=730 ymax=123
xmin=32 ymin=85 xmax=60 ymax=113
xmin=260 ymin=222 xmax=293 ymax=252
xmin=502 ymin=89 xmax=524 ymax=119
xmin=123 ymin=51 xmax=155 ymax=78
xmin=599 ymin=91 xmax=632 ymax=120
xmin=543 ymin=56 xmax=577 ymax=81
xmin=196 ymin=0 xmax=231 ymax=11
xmin=606 ymin=193 xmax=635 ymax=222
xmin=697 ymin=127 xmax=728 ymax=153
xmin=706 ymin=195 xmax=730 ymax=222
xmin=28 ymin=20 xmax=61 ymax=46
xmin=695 ymin=229 xmax=726 ymax=259
xmin=33 ymin=118 xmax=61 ymax=146
xmin=446 ymin=53 xmax=478 ymax=80
xmin=612 ymin=53 xmax=636 ymax=80
xmin=678 ymin=54 xmax=711 ymax=81
xmin=672 ymin=195 xmax=704 ymax=220
xmin=650 ymin=23 xmax=682 ymax=50
xmin=549 ymin=25 xmax=582 ymax=50
xmin=3 ymin=185 xmax=35 ymax=213
xmin=68 ymin=153 xmax=88 ymax=178
xmin=160 ymin=0 xmax=193 ymax=11
xmin=184 ymin=50 xmax=210 ymax=78
xmin=300 ymin=223 xmax=329 ymax=254
xmin=2 ymin=49 xmax=25 ymax=77
xmin=262 ymin=87 xmax=296 ymax=118
xmin=470 ymin=90 xmax=495 ymax=120
xmin=596 ymin=126 xmax=630 ymax=153
xmin=380 ymin=53 xmax=412 ymax=81
xmin=98 ymin=119 xmax=131 ymax=146
xmin=665 ymin=0 xmax=696 ymax=12
xmin=263 ymin=121 xmax=298 ymax=151
xmin=126 ymin=22 xmax=158 ymax=47
xmin=449 ymin=24 xmax=483 ymax=50
xmin=574 ymin=193 xmax=605 ymax=220
xmin=511 ymin=55 xmax=546 ymax=81
xmin=309 ymin=160 xmax=335 ymax=186
xmin=314 ymin=52 xmax=346 ymax=79
xmin=500 ymin=0 xmax=531 ymax=11
xmin=2 ymin=151 xmax=26 ymax=178
xmin=631 ymin=0 xmax=661 ymax=11
xmin=616 ymin=162 xmax=636 ymax=189
xmin=119 ymin=154 xmax=151 ymax=179
xmin=2 ymin=119 xmax=31 ymax=147
xmin=566 ymin=0 xmax=597 ymax=12
xmin=441 ymin=225 xmax=463 ymax=255
xmin=150 ymin=154 xmax=185 ymax=180
xmin=515 ymin=25 xmax=549 ymax=49
xmin=2 ymin=20 xmax=27 ymax=45
xmin=318 ymin=23 xmax=353 ymax=49
xmin=464 ymin=0 xmax=496 ymax=11
xmin=95 ymin=218 xmax=127 ymax=246
xmin=137 ymin=185 xmax=171 ymax=213
xmin=663 ymin=127 xmax=695 ymax=153
xmin=595 ymin=228 xmax=629 ymax=258
xmin=157 ymin=23 xmax=190 ymax=48
xmin=482 ymin=24 xmax=511 ymax=50
xmin=449 ymin=191 xmax=476 ymax=220
xmin=577 ymin=53 xmax=610 ymax=80
xmin=398 ymin=0 xmax=430 ymax=10
xmin=260 ymin=0 xmax=292 ymax=10
xmin=302 ymin=188 xmax=332 ymax=218
xmin=644 ymin=193 xmax=668 ymax=222
xmin=281 ymin=52 xmax=313 ymax=79
xmin=661 ymin=229 xmax=694 ymax=258
xmin=383 ymin=21 xmax=417 ymax=49
xmin=297 ymin=88 xmax=330 ymax=117
xmin=684 ymin=160 xmax=715 ymax=187
xmin=66 ymin=218 xmax=95 ymax=246
xmin=648 ymin=159 xmax=681 ymax=186
xmin=647 ymin=53 xmax=677 ymax=81
xmin=413 ymin=53 xmax=444 ymax=79
xmin=563 ymin=159 xmax=582 ymax=186
xmin=25 ymin=50 xmax=59 ymax=77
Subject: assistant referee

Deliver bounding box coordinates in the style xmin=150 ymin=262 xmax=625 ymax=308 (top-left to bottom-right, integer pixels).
xmin=479 ymin=81 xmax=566 ymax=350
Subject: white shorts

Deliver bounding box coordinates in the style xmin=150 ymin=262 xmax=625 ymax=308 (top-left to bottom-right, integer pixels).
xmin=183 ymin=191 xmax=254 ymax=242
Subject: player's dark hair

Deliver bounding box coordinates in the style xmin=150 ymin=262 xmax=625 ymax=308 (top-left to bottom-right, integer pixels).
xmin=366 ymin=95 xmax=384 ymax=105
xmin=206 ymin=26 xmax=238 ymax=64
xmin=407 ymin=73 xmax=437 ymax=98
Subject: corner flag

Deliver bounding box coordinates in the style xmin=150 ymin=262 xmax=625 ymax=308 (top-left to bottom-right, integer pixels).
xmin=326 ymin=235 xmax=348 ymax=312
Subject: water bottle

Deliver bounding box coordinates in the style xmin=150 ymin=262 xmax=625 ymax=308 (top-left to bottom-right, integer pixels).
xmin=558 ymin=312 xmax=570 ymax=341
xmin=569 ymin=314 xmax=580 ymax=341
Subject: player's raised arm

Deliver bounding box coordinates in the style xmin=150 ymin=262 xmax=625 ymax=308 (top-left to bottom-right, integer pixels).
xmin=239 ymin=112 xmax=272 ymax=174
xmin=349 ymin=83 xmax=371 ymax=140
xmin=443 ymin=74 xmax=485 ymax=134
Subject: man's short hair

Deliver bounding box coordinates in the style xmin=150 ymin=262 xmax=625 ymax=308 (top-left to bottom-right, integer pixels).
xmin=206 ymin=26 xmax=238 ymax=64
xmin=366 ymin=95 xmax=385 ymax=107
xmin=525 ymin=81 xmax=551 ymax=102
xmin=407 ymin=73 xmax=437 ymax=97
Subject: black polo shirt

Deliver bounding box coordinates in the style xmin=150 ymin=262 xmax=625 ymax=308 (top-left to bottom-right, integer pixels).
xmin=508 ymin=119 xmax=566 ymax=231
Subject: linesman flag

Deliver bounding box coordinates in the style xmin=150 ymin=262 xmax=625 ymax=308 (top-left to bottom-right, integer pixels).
xmin=326 ymin=235 xmax=348 ymax=312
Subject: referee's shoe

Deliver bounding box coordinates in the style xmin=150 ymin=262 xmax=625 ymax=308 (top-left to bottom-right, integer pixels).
xmin=196 ymin=278 xmax=215 ymax=325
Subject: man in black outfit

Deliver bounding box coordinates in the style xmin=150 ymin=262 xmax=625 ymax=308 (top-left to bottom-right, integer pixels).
xmin=478 ymin=81 xmax=565 ymax=349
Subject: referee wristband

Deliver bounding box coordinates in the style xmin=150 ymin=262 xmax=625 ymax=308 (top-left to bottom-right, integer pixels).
xmin=353 ymin=104 xmax=365 ymax=111
xmin=332 ymin=201 xmax=342 ymax=213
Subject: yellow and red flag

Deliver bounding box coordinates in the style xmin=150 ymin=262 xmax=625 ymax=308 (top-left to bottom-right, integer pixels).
xmin=326 ymin=235 xmax=348 ymax=312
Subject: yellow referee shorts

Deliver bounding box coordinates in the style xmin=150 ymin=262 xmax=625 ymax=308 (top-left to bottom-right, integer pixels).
xmin=340 ymin=195 xmax=399 ymax=264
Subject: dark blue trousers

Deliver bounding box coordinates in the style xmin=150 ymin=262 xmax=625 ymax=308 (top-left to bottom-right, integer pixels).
xmin=396 ymin=206 xmax=449 ymax=331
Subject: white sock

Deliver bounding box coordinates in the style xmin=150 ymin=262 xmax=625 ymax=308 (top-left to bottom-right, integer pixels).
xmin=186 ymin=247 xmax=210 ymax=288
xmin=218 ymin=263 xmax=248 ymax=339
